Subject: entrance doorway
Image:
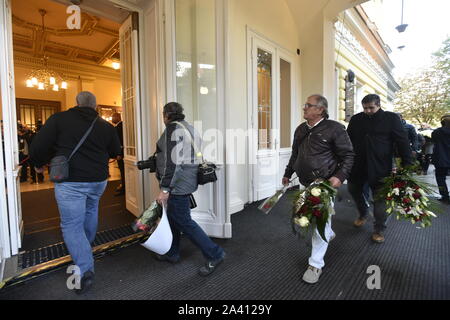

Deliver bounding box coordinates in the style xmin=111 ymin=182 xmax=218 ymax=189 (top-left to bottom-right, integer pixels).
xmin=8 ymin=0 xmax=140 ymax=251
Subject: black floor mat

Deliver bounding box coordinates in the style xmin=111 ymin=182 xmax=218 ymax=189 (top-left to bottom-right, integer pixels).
xmin=1 ymin=186 xmax=449 ymax=300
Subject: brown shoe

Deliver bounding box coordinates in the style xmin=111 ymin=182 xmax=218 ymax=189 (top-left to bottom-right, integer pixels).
xmin=353 ymin=217 xmax=367 ymax=227
xmin=372 ymin=232 xmax=385 ymax=243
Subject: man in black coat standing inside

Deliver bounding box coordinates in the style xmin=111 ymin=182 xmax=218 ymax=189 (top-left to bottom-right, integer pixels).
xmin=112 ymin=112 xmax=125 ymax=195
xmin=347 ymin=94 xmax=413 ymax=243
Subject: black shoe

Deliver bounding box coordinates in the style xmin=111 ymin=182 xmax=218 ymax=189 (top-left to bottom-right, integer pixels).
xmin=199 ymin=252 xmax=226 ymax=276
xmin=74 ymin=271 xmax=95 ymax=295
xmin=154 ymin=253 xmax=180 ymax=263
xmin=438 ymin=197 xmax=450 ymax=205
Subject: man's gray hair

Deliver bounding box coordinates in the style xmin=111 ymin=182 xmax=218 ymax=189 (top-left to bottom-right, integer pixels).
xmin=76 ymin=91 xmax=97 ymax=109
xmin=310 ymin=94 xmax=329 ymax=119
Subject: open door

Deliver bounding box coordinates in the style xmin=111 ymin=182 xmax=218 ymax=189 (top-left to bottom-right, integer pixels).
xmin=119 ymin=13 xmax=144 ymax=217
xmin=0 ymin=0 xmax=23 ymax=258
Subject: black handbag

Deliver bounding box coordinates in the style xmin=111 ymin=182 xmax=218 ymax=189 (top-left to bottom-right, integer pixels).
xmin=197 ymin=161 xmax=217 ymax=185
xmin=49 ymin=117 xmax=98 ymax=182
xmin=173 ymin=121 xmax=217 ymax=185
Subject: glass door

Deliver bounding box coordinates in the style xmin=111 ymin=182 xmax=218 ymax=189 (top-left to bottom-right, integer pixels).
xmin=249 ymin=31 xmax=296 ymax=201
xmin=252 ymin=37 xmax=278 ymax=201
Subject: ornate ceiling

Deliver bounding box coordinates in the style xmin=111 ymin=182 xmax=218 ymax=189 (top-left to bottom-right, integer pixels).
xmin=12 ymin=0 xmax=121 ymax=68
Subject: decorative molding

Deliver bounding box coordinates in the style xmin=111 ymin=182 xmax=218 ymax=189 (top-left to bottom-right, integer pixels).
xmin=12 ymin=12 xmax=120 ymax=66
xmin=335 ymin=20 xmax=389 ymax=84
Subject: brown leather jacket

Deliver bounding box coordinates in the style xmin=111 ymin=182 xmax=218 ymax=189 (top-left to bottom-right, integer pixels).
xmin=284 ymin=119 xmax=355 ymax=186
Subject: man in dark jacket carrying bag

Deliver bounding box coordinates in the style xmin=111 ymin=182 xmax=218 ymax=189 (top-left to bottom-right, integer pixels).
xmin=347 ymin=94 xmax=413 ymax=244
xmin=283 ymin=94 xmax=354 ymax=284
xmin=30 ymin=92 xmax=121 ymax=294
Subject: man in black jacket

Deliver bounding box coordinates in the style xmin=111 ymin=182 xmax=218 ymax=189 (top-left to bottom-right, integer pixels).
xmin=30 ymin=92 xmax=121 ymax=294
xmin=283 ymin=94 xmax=354 ymax=284
xmin=432 ymin=114 xmax=450 ymax=204
xmin=347 ymin=94 xmax=413 ymax=243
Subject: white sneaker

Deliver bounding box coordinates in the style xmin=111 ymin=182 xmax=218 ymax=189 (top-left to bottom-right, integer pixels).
xmin=302 ymin=265 xmax=322 ymax=284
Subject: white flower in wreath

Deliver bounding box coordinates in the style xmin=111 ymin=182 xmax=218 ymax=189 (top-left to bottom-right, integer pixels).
xmin=295 ymin=216 xmax=310 ymax=227
xmin=426 ymin=210 xmax=437 ymax=218
xmin=393 ymin=188 xmax=400 ymax=196
xmin=311 ymin=188 xmax=321 ymax=197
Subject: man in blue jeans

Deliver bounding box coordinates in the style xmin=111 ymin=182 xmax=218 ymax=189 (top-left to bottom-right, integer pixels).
xmin=155 ymin=102 xmax=225 ymax=276
xmin=30 ymin=92 xmax=121 ymax=294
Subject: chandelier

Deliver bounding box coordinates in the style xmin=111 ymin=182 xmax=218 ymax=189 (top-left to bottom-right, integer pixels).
xmin=25 ymin=9 xmax=68 ymax=91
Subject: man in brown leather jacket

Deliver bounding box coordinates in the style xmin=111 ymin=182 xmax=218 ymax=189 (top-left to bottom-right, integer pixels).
xmin=283 ymin=94 xmax=354 ymax=284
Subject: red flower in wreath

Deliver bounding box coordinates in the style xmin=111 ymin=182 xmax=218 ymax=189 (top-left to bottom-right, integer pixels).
xmin=298 ymin=205 xmax=307 ymax=215
xmin=312 ymin=209 xmax=322 ymax=217
xmin=308 ymin=196 xmax=321 ymax=205
xmin=402 ymin=198 xmax=411 ymax=204
xmin=413 ymin=193 xmax=421 ymax=199
xmin=393 ymin=182 xmax=406 ymax=189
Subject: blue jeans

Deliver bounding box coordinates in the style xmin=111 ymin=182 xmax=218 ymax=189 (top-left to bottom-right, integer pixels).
xmin=166 ymin=194 xmax=224 ymax=261
xmin=54 ymin=180 xmax=107 ymax=276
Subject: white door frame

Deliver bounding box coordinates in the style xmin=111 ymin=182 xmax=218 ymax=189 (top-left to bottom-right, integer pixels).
xmin=110 ymin=0 xmax=164 ymax=213
xmin=247 ymin=27 xmax=298 ymax=203
xmin=0 ymin=0 xmax=22 ymax=259
xmin=162 ymin=0 xmax=230 ymax=238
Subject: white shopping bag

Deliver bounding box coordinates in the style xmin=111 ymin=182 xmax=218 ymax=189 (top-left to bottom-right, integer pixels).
xmin=141 ymin=205 xmax=173 ymax=255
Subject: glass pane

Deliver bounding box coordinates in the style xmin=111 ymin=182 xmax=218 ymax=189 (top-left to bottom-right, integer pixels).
xmin=280 ymin=59 xmax=291 ymax=148
xmin=175 ymin=0 xmax=217 ymax=132
xmin=121 ymin=25 xmax=136 ymax=157
xmin=257 ymin=48 xmax=272 ymax=150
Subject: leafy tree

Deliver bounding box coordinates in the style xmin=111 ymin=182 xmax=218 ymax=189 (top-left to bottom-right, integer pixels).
xmin=395 ymin=38 xmax=450 ymax=127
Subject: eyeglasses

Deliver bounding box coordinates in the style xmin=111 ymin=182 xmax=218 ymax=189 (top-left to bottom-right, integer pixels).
xmin=304 ymin=103 xmax=320 ymax=109
xmin=363 ymin=106 xmax=377 ymax=110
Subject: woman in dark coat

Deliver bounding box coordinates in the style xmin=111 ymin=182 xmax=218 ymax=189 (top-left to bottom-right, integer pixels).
xmin=346 ymin=94 xmax=413 ymax=243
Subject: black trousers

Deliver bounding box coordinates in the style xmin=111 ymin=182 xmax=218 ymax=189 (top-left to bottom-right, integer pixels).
xmin=348 ymin=181 xmax=388 ymax=233
xmin=117 ymin=159 xmax=125 ymax=190
xmin=435 ymin=167 xmax=449 ymax=199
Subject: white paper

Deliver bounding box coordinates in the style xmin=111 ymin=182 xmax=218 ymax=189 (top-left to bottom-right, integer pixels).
xmin=141 ymin=205 xmax=173 ymax=255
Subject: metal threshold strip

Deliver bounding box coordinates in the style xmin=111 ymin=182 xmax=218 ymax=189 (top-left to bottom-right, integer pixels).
xmin=0 ymin=225 xmax=149 ymax=289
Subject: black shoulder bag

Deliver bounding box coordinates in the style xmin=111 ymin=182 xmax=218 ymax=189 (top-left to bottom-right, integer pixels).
xmin=49 ymin=116 xmax=98 ymax=182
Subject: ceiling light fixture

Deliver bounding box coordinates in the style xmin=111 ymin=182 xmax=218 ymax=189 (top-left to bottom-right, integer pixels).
xmin=25 ymin=9 xmax=68 ymax=92
xmin=112 ymin=61 xmax=121 ymax=70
